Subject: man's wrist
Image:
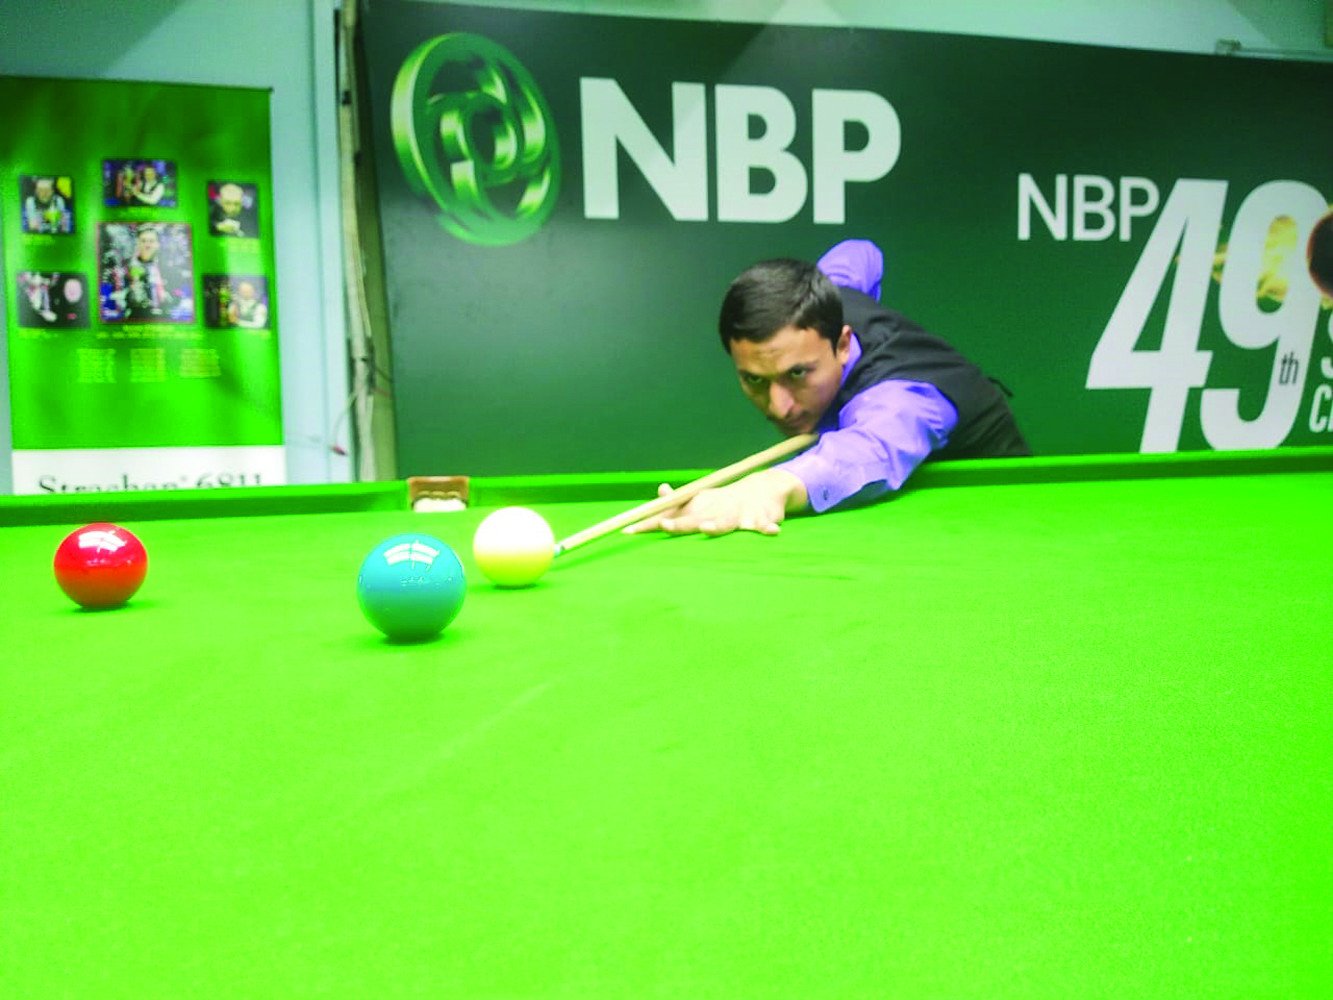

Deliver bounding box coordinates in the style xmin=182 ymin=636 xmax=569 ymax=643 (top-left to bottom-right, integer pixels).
xmin=751 ymin=467 xmax=808 ymax=513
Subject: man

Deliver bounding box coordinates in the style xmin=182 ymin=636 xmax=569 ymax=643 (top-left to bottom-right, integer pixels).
xmin=227 ymin=279 xmax=268 ymax=328
xmin=629 ymin=239 xmax=1029 ymax=537
xmin=210 ymin=182 xmax=249 ymax=236
xmin=124 ymin=226 xmax=170 ymax=319
xmin=18 ymin=272 xmax=56 ymax=324
xmin=23 ymin=177 xmax=71 ymax=234
xmin=129 ymin=163 xmax=167 ymax=206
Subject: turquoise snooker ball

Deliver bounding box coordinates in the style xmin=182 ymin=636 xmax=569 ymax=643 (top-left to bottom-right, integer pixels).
xmin=356 ymin=533 xmax=466 ymax=642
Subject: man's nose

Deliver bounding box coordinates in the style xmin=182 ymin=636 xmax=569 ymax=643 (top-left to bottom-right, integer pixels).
xmin=767 ymin=383 xmax=795 ymax=417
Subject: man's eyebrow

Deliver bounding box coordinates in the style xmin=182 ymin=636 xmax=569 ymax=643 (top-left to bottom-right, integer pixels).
xmin=738 ymin=362 xmax=815 ymax=384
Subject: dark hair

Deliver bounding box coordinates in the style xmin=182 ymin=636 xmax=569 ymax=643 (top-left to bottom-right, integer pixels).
xmin=718 ymin=258 xmax=843 ymax=351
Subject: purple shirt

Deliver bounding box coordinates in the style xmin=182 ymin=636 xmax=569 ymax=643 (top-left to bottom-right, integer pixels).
xmin=816 ymin=238 xmax=883 ymax=302
xmin=777 ymin=240 xmax=959 ymax=512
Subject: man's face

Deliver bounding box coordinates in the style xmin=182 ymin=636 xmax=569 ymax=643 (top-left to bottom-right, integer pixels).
xmin=219 ymin=185 xmax=243 ymax=217
xmin=35 ymin=179 xmax=54 ymax=201
xmin=136 ymin=229 xmax=160 ymax=259
xmin=729 ymin=324 xmax=852 ymax=436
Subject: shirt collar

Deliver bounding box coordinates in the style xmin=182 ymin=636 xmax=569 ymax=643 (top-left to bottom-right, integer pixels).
xmin=841 ymin=331 xmax=862 ymax=386
xmin=816 ymin=332 xmax=861 ymax=433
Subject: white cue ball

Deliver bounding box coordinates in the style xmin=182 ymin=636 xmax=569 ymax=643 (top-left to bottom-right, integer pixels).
xmin=472 ymin=506 xmax=556 ymax=587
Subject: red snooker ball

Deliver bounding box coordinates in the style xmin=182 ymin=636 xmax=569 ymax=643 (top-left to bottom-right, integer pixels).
xmin=53 ymin=523 xmax=148 ymax=610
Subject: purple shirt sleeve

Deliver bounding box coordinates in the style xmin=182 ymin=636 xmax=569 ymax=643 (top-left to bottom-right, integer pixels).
xmin=817 ymin=239 xmax=883 ymax=301
xmin=787 ymin=238 xmax=949 ymax=512
xmin=778 ymin=379 xmax=958 ymax=512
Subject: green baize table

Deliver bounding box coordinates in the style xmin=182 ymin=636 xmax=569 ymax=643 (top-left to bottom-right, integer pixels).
xmin=1 ymin=448 xmax=1330 ymax=998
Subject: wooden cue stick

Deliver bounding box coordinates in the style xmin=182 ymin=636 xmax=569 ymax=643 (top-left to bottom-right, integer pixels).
xmin=553 ymin=432 xmax=818 ymax=557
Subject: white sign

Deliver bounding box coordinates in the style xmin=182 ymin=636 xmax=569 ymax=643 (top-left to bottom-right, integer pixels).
xmin=11 ymin=445 xmax=287 ymax=495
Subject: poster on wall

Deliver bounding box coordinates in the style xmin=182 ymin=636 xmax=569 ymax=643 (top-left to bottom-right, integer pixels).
xmin=0 ymin=76 xmax=284 ymax=495
xmin=360 ymin=0 xmax=1333 ymax=476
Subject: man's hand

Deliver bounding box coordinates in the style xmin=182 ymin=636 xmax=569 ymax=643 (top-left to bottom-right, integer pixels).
xmin=625 ymin=468 xmax=808 ymax=537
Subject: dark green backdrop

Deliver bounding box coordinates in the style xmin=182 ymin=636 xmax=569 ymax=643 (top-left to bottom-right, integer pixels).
xmin=361 ymin=1 xmax=1333 ymax=475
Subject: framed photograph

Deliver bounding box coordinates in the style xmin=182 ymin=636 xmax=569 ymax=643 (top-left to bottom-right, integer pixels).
xmin=98 ymin=222 xmax=195 ymax=323
xmin=102 ymin=158 xmax=178 ymax=208
xmin=207 ymin=180 xmax=260 ymax=238
xmin=19 ymin=175 xmax=75 ymax=234
xmin=203 ymin=274 xmax=270 ymax=329
xmin=16 ymin=271 xmax=89 ymax=328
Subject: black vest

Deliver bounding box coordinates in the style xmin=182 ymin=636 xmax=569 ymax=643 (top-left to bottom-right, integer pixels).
xmin=829 ymin=288 xmax=1030 ymax=459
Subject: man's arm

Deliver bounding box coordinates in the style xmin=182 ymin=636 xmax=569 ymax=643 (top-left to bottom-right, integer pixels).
xmin=631 ymin=239 xmax=944 ymax=536
xmin=626 ymin=379 xmax=954 ymax=535
xmin=817 ymin=239 xmax=883 ymax=301
xmin=624 ymin=379 xmax=953 ymax=535
xmin=778 ymin=380 xmax=956 ymax=512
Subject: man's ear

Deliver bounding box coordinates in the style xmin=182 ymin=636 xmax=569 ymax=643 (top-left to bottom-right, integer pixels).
xmin=835 ymin=324 xmax=853 ymax=363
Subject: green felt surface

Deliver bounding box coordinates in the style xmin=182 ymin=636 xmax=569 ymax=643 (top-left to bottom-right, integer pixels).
xmin=2 ymin=457 xmax=1331 ymax=998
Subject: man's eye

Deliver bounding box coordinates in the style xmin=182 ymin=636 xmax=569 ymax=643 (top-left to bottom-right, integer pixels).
xmin=741 ymin=374 xmax=765 ymax=388
xmin=786 ymin=368 xmax=808 ymax=381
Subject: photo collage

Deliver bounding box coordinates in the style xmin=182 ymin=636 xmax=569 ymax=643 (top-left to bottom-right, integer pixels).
xmin=14 ymin=161 xmax=270 ymax=333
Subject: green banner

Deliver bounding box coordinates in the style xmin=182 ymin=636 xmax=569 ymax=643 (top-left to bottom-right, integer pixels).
xmin=1 ymin=77 xmax=283 ymax=468
xmin=362 ymin=3 xmax=1333 ymax=476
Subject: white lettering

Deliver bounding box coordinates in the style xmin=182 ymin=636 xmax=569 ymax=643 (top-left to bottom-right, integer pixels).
xmin=1201 ymin=180 xmax=1328 ymax=449
xmin=715 ymin=85 xmax=806 ymax=223
xmin=1310 ymin=383 xmax=1333 ymax=432
xmin=1119 ymin=176 xmax=1160 ymax=241
xmin=1017 ymin=173 xmax=1066 ymax=241
xmin=1020 ymin=174 xmax=1161 ymax=242
xmin=811 ymin=89 xmax=900 ymax=225
xmin=580 ymin=78 xmax=707 ymax=221
xmin=580 ymin=80 xmax=900 ymax=224
xmin=1074 ymin=174 xmax=1116 ymax=241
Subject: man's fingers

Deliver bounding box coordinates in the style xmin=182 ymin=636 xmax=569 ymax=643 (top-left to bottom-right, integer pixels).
xmin=662 ymin=514 xmax=714 ymax=535
xmin=624 ymin=484 xmax=786 ymax=538
xmin=629 ymin=513 xmax=782 ymax=537
xmin=624 ymin=514 xmax=665 ymax=534
xmin=623 ymin=485 xmax=677 ymax=533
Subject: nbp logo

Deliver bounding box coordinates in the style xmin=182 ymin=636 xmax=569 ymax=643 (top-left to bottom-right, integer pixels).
xmin=391 ymin=32 xmax=901 ymax=242
xmin=392 ymin=33 xmax=559 ymax=246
